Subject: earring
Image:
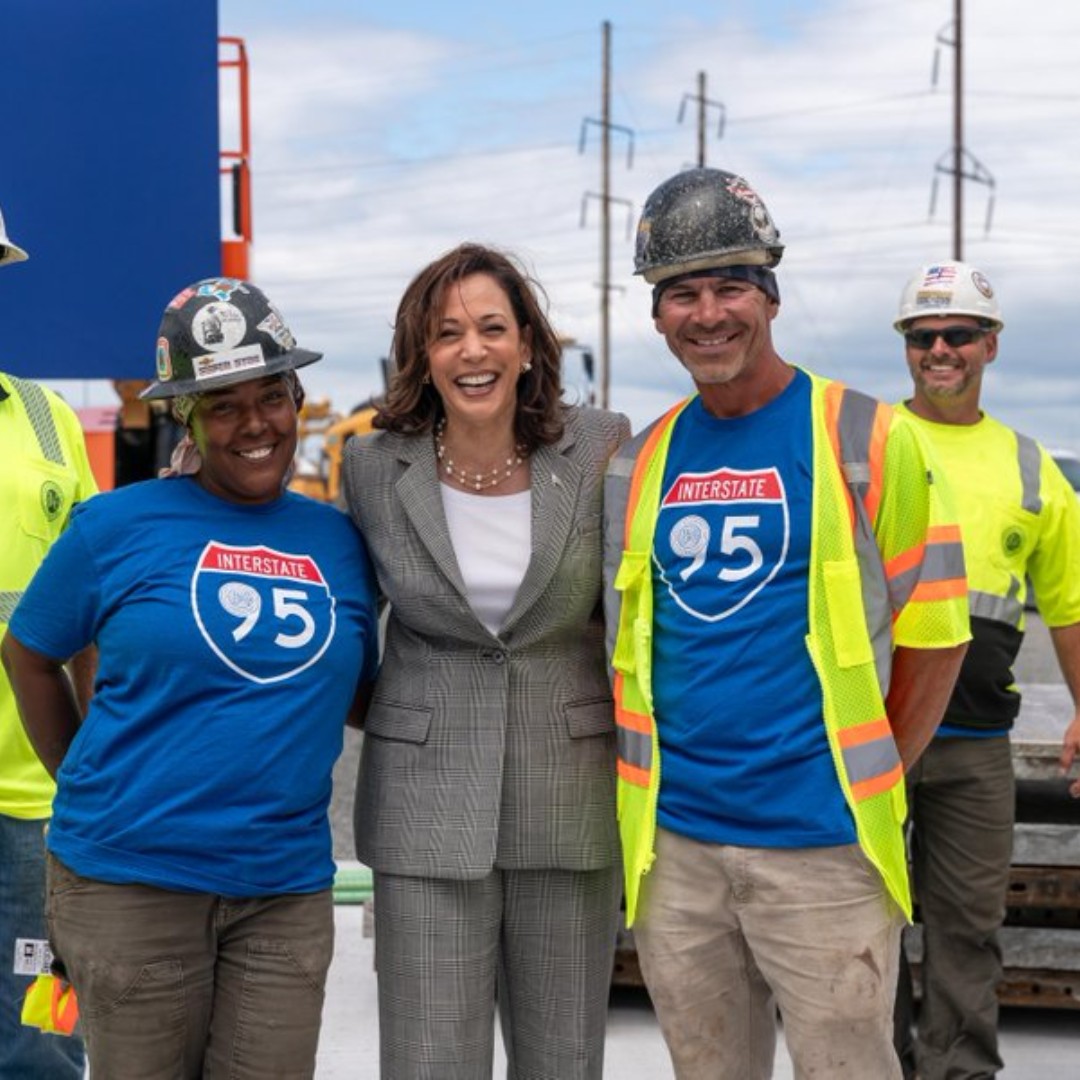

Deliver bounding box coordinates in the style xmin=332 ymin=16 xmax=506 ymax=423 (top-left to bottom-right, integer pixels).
xmin=521 ymin=361 xmax=532 ymax=373
xmin=421 ymin=373 xmax=431 ymax=384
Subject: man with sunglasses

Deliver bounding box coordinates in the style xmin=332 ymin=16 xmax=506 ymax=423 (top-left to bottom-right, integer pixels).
xmin=893 ymin=261 xmax=1080 ymax=1080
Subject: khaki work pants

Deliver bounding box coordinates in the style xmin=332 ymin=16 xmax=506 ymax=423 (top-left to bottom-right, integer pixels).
xmin=634 ymin=828 xmax=904 ymax=1080
xmin=46 ymin=854 xmax=334 ymax=1079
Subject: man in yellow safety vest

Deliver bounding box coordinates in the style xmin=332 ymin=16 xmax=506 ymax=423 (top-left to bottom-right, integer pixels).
xmin=891 ymin=261 xmax=1080 ymax=1080
xmin=603 ymin=168 xmax=970 ymax=1079
xmin=0 ymin=204 xmax=95 ymax=1076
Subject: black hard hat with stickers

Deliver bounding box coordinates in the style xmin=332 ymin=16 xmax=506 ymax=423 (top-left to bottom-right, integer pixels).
xmin=634 ymin=168 xmax=784 ymax=285
xmin=142 ymin=278 xmax=321 ymax=400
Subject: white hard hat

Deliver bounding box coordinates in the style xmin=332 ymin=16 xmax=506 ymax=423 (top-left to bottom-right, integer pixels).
xmin=0 ymin=204 xmax=29 ymax=266
xmin=894 ymin=261 xmax=1003 ymax=332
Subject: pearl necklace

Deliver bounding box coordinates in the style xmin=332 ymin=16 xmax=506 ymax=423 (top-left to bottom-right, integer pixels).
xmin=434 ymin=419 xmax=527 ymax=492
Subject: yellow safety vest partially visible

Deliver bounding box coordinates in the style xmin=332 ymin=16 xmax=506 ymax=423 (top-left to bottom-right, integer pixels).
xmin=898 ymin=403 xmax=1080 ymax=635
xmin=607 ymin=371 xmax=969 ymax=925
xmin=1 ymin=372 xmax=98 ymax=818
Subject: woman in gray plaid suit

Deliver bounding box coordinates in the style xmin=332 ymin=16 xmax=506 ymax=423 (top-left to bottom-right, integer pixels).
xmin=342 ymin=243 xmax=630 ymax=1079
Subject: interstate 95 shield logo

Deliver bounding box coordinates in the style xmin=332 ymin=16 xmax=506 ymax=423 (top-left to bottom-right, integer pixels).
xmin=655 ymin=467 xmax=789 ymax=622
xmin=191 ymin=542 xmax=337 ymax=683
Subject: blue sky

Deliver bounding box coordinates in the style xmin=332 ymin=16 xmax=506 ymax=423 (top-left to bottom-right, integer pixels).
xmin=79 ymin=0 xmax=1080 ymax=448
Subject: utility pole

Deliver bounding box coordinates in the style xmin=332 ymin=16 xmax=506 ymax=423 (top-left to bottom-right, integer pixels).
xmin=951 ymin=0 xmax=963 ymax=259
xmin=928 ymin=0 xmax=994 ymax=256
xmin=599 ymin=23 xmax=611 ymax=410
xmin=677 ymin=71 xmax=725 ymax=168
xmin=578 ymin=21 xmax=633 ymax=409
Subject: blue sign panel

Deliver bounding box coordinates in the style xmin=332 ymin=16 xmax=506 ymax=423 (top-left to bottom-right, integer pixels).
xmin=0 ymin=0 xmax=219 ymax=378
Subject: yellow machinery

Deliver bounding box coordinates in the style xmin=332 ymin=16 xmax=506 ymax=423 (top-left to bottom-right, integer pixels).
xmin=290 ymin=397 xmax=378 ymax=504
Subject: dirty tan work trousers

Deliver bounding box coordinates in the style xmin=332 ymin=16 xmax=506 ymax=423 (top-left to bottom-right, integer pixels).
xmin=634 ymin=827 xmax=905 ymax=1080
xmin=46 ymin=854 xmax=334 ymax=1080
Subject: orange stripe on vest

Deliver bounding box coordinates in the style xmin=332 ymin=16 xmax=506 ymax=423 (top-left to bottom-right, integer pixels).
xmin=911 ymin=577 xmax=967 ymax=602
xmin=822 ymin=383 xmax=851 ymax=529
xmin=624 ymin=400 xmax=686 ymax=549
xmin=850 ymin=762 xmax=904 ymax=801
xmin=837 ymin=715 xmax=892 ymax=749
xmin=617 ymin=759 xmax=651 ymax=788
xmin=615 ymin=704 xmax=652 ymax=735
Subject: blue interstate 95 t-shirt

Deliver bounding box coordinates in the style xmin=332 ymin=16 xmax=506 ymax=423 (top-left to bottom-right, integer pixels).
xmin=11 ymin=477 xmax=379 ymax=896
xmin=651 ymin=369 xmax=856 ymax=848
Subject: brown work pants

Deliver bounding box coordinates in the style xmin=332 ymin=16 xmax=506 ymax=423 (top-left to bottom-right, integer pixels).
xmin=899 ymin=735 xmax=1013 ymax=1080
xmin=46 ymin=854 xmax=334 ymax=1079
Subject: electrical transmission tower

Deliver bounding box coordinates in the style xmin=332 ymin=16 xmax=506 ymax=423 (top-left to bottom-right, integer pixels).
xmin=928 ymin=0 xmax=995 ymax=259
xmin=578 ymin=20 xmax=633 ymax=410
xmin=678 ymin=71 xmax=725 ymax=168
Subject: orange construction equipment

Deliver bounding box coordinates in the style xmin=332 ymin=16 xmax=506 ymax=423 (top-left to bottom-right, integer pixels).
xmin=290 ymin=399 xmax=378 ymax=504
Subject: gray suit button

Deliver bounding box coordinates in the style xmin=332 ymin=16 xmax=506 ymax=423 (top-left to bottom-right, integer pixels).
xmin=491 ymin=650 xmax=507 ymax=664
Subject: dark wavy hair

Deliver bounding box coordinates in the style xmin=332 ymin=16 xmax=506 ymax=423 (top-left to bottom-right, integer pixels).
xmin=374 ymin=243 xmax=565 ymax=451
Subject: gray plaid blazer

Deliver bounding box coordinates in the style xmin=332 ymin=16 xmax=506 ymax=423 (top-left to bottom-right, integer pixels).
xmin=342 ymin=405 xmax=631 ymax=878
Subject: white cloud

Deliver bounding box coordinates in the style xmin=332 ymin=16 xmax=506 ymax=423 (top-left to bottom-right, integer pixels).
xmin=213 ymin=0 xmax=1080 ymax=449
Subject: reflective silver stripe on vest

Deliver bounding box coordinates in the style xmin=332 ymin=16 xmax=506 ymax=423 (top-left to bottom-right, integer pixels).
xmin=9 ymin=376 xmax=65 ymax=464
xmin=0 ymin=591 xmax=23 ymax=624
xmin=617 ymin=725 xmax=652 ymax=772
xmin=837 ymin=388 xmax=892 ymax=694
xmin=970 ymin=582 xmax=1024 ymax=629
xmin=843 ymin=733 xmax=899 ymax=788
xmin=1016 ymin=432 xmax=1042 ymax=515
xmin=921 ymin=536 xmax=966 ymax=581
xmin=887 ymin=536 xmax=967 ymax=605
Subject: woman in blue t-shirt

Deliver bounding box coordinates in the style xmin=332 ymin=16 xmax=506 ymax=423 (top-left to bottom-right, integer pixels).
xmin=1 ymin=279 xmax=379 ymax=1080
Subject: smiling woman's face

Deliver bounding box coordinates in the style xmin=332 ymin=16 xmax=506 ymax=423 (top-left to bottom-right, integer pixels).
xmin=426 ymin=272 xmax=531 ymax=436
xmin=190 ymin=375 xmax=298 ymax=504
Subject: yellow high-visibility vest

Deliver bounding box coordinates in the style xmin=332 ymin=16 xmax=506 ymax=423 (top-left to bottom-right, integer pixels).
xmin=1 ymin=373 xmax=98 ymax=818
xmin=605 ymin=371 xmax=969 ymax=924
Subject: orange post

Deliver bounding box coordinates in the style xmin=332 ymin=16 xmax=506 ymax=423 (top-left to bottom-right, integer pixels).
xmin=76 ymin=405 xmax=118 ymax=492
xmin=219 ymin=37 xmax=252 ymax=278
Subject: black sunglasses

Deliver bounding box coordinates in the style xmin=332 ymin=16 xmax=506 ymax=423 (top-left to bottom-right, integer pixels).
xmin=903 ymin=326 xmax=986 ymax=350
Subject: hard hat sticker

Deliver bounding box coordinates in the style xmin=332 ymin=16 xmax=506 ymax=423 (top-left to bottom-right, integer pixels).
xmin=914 ymin=289 xmax=953 ymax=311
xmin=656 ymin=467 xmax=789 ymax=622
xmin=191 ymin=301 xmax=247 ymax=351
xmin=156 ymin=336 xmax=173 ymax=380
xmin=191 ymin=542 xmax=337 ymax=683
xmin=258 ymin=306 xmax=297 ymax=350
xmin=192 ymin=343 xmax=266 ymax=383
xmin=196 ymin=278 xmax=247 ymax=302
xmin=725 ymin=176 xmax=778 ymax=242
xmin=971 ymin=270 xmax=994 ymax=298
xmin=166 ymin=287 xmax=196 ymax=311
xmin=921 ymin=265 xmax=958 ymax=287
